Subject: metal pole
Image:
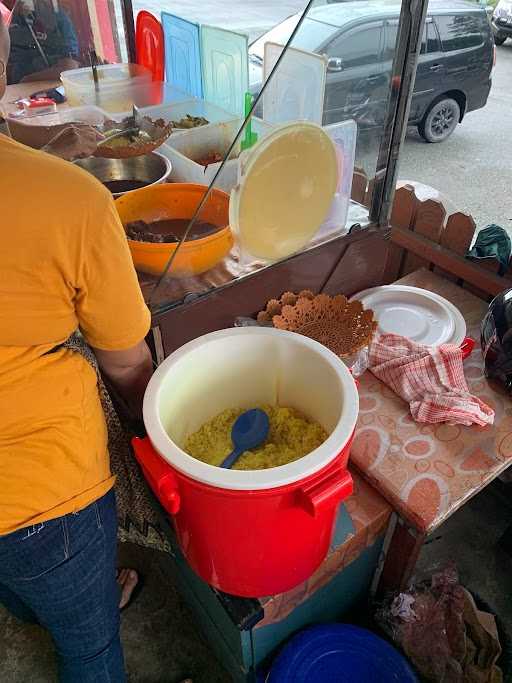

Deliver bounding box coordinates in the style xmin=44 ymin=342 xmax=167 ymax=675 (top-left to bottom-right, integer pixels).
xmin=370 ymin=0 xmax=429 ymax=227
xmin=120 ymin=0 xmax=136 ymax=63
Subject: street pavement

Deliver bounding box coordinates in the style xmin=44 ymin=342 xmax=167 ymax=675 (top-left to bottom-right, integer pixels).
xmin=133 ymin=0 xmax=306 ymax=41
xmin=399 ymin=42 xmax=512 ymax=230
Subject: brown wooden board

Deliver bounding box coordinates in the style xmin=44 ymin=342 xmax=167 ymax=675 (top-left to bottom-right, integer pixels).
xmin=440 ymin=212 xmax=476 ymax=256
xmin=322 ymin=232 xmax=389 ymax=296
xmin=402 ymin=199 xmax=446 ymax=275
xmin=376 ymin=516 xmax=426 ymax=595
xmin=351 ymin=169 xmax=368 ymax=205
xmin=383 ymin=185 xmax=418 ymax=284
xmin=364 ymin=177 xmax=375 ymax=209
xmin=436 ymin=212 xmax=477 ymax=282
xmin=153 ymin=234 xmax=352 ymax=357
xmin=390 ymin=226 xmax=512 ymax=297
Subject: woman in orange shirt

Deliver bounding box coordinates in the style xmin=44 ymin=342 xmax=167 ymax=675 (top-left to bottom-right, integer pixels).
xmin=0 ymin=19 xmax=153 ymax=681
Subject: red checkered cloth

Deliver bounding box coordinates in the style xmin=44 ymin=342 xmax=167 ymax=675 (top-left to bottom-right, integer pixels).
xmin=368 ymin=334 xmax=495 ymax=427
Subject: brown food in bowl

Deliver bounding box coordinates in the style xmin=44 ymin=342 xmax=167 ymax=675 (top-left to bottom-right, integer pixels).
xmin=96 ymin=116 xmax=172 ymax=159
xmin=126 ymin=218 xmax=221 ymax=244
xmin=194 ymin=151 xmax=224 ymax=167
xmin=104 ymin=180 xmax=149 ymax=194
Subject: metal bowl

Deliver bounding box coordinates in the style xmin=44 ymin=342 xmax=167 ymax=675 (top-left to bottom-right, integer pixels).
xmin=74 ymin=151 xmax=172 ymax=197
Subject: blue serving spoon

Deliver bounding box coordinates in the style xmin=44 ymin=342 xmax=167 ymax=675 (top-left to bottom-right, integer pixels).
xmin=220 ymin=409 xmax=270 ymax=469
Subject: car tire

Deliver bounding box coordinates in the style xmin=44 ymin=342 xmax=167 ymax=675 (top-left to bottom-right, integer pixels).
xmin=494 ymin=34 xmax=507 ymax=45
xmin=418 ymin=97 xmax=461 ymax=143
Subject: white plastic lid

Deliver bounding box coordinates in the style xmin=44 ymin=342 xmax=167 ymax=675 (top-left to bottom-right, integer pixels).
xmin=354 ymin=285 xmax=467 ymax=346
xmin=60 ymin=63 xmax=151 ymax=87
xmin=201 ymin=25 xmax=249 ymax=117
xmin=230 ymin=122 xmax=338 ymax=261
xmin=263 ymin=43 xmax=327 ymax=125
xmin=162 ymin=13 xmax=203 ymax=99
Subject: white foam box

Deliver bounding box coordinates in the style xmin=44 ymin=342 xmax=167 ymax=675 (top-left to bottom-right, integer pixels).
xmin=158 ymin=117 xmax=274 ymax=194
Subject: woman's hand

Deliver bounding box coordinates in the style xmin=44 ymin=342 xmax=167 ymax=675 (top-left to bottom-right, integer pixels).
xmin=42 ymin=124 xmax=104 ymax=161
xmin=8 ymin=118 xmax=104 ymax=160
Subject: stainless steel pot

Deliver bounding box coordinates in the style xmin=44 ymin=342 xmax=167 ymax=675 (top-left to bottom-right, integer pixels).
xmin=74 ymin=151 xmax=172 ymax=197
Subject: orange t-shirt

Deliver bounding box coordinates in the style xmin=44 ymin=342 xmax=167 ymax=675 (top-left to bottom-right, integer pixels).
xmin=0 ymin=135 xmax=151 ymax=535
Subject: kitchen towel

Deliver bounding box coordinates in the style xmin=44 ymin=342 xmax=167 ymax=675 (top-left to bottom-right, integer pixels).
xmin=369 ymin=333 xmax=495 ymax=427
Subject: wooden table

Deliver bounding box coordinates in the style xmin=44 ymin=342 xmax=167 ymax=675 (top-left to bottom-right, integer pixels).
xmin=350 ymin=267 xmax=512 ymax=592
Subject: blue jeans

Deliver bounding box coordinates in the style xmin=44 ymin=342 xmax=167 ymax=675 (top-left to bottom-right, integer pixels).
xmin=0 ymin=490 xmax=125 ymax=682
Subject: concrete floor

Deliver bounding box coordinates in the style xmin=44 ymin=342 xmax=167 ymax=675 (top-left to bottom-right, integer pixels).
xmin=1 ymin=481 xmax=512 ymax=682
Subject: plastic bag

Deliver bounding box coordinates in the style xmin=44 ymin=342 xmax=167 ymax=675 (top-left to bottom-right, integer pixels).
xmin=376 ymin=565 xmax=502 ymax=683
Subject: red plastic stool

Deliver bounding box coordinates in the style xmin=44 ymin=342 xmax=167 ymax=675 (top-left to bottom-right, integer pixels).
xmin=136 ymin=10 xmax=165 ymax=82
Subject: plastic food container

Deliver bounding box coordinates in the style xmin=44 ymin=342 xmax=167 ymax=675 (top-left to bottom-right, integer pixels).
xmin=230 ymin=122 xmax=338 ymax=261
xmin=99 ymin=82 xmax=193 ymax=118
xmin=115 ymin=183 xmax=232 ymax=277
xmin=138 ymin=98 xmax=237 ymax=136
xmin=158 ymin=117 xmax=273 ymax=193
xmin=61 ymin=63 xmax=152 ymax=109
xmin=133 ymin=328 xmax=358 ymax=597
xmin=318 ymin=119 xmax=358 ymax=238
xmin=8 ymin=105 xmax=110 ymax=128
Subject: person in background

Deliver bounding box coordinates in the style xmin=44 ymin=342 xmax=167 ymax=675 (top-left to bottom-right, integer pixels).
xmin=7 ymin=0 xmax=79 ymax=84
xmin=0 ymin=16 xmax=153 ymax=681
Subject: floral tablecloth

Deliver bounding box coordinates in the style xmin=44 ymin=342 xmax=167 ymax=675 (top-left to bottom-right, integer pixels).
xmin=351 ymin=268 xmax=512 ymax=534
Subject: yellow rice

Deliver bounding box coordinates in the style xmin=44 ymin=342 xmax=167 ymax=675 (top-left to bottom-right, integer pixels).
xmin=184 ymin=405 xmax=328 ymax=470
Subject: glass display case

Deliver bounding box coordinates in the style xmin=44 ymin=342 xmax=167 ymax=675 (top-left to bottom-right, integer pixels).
xmin=135 ymin=0 xmax=426 ymax=316
xmin=1 ymin=0 xmax=428 ymax=342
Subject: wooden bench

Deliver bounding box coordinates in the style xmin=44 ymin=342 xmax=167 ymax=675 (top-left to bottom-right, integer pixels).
xmin=348 ymin=176 xmax=512 ymax=593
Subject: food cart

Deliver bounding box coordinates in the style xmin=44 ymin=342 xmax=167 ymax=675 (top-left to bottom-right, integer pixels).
xmin=2 ymin=0 xmax=511 ymax=680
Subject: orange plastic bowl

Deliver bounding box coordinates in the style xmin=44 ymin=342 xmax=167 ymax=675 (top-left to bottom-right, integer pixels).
xmin=115 ymin=183 xmax=233 ymax=278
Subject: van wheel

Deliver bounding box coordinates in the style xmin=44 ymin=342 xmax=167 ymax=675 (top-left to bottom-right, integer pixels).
xmin=418 ymin=97 xmax=460 ymax=143
xmin=494 ymin=35 xmax=507 ymax=45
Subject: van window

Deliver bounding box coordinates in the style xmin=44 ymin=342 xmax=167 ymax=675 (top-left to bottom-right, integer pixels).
xmin=327 ymin=24 xmax=382 ymax=68
xmin=383 ymin=21 xmax=398 ymax=61
xmin=435 ymin=14 xmax=483 ymax=51
xmin=250 ymin=17 xmax=338 ymax=61
xmin=426 ymin=22 xmax=441 ymax=53
xmin=385 ymin=20 xmax=439 ymax=58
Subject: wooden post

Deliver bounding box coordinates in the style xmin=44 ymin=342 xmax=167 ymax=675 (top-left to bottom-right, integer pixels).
xmin=351 ymin=169 xmax=368 ymax=205
xmin=383 ymin=185 xmax=418 ymax=284
xmin=376 ymin=515 xmax=427 ymax=595
xmin=402 ymin=198 xmax=446 ymax=275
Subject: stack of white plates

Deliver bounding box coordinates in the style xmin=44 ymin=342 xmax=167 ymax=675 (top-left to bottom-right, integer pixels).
xmin=353 ymin=285 xmax=466 ymax=346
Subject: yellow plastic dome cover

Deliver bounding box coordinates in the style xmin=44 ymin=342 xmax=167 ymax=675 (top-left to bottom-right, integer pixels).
xmin=230 ymin=122 xmax=338 ymax=261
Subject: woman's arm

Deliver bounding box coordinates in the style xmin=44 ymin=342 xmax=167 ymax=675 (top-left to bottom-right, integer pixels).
xmin=7 ymin=117 xmax=60 ymax=148
xmin=93 ymin=341 xmax=154 ymax=420
xmin=8 ymin=119 xmax=103 ymax=159
xmin=19 ymin=57 xmax=79 ymax=82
